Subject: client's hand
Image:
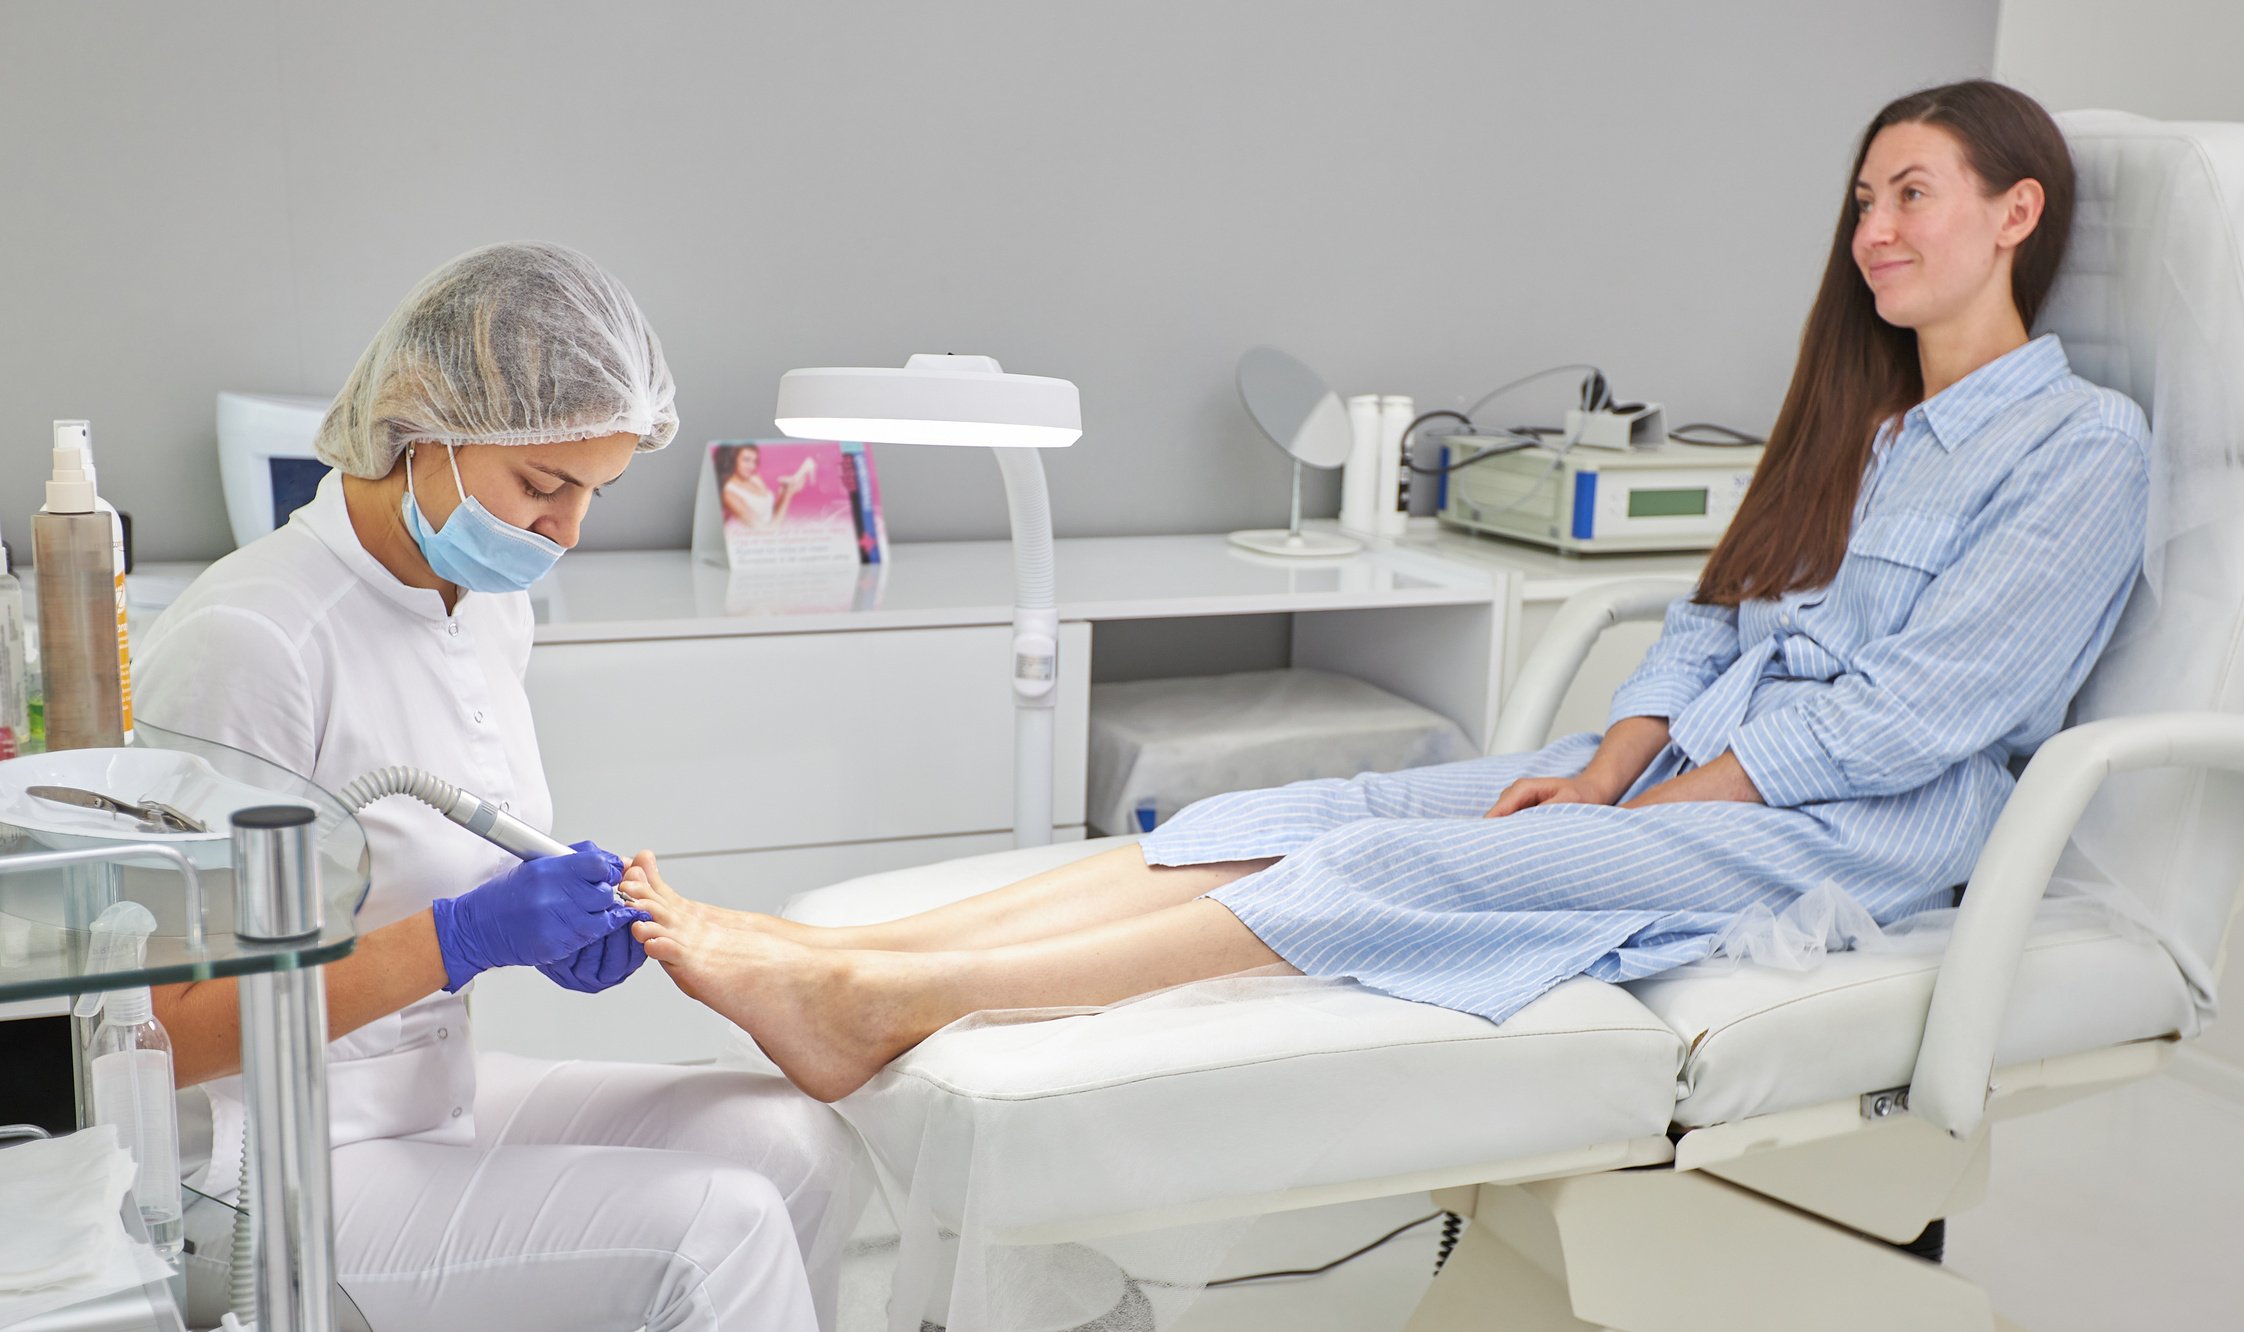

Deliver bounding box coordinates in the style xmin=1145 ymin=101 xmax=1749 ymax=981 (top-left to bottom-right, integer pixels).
xmin=1484 ymin=776 xmax=1618 ymax=818
xmin=1619 ymin=751 xmax=1765 ymax=809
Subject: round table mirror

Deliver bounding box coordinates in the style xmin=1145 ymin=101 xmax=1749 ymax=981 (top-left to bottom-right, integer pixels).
xmin=1229 ymin=346 xmax=1362 ymax=557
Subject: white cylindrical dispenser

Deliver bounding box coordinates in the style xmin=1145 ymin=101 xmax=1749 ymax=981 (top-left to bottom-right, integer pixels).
xmin=1339 ymin=394 xmax=1383 ymax=535
xmin=1376 ymin=394 xmax=1415 ymax=537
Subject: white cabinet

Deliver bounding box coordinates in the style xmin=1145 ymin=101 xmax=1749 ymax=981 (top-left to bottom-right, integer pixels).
xmin=528 ymin=623 xmax=1091 ymax=856
xmin=505 ymin=617 xmax=1090 ymax=1064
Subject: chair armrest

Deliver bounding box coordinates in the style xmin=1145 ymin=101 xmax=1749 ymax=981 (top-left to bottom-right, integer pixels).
xmin=1488 ymin=576 xmax=1697 ymax=755
xmin=1910 ymin=711 xmax=2244 ymax=1137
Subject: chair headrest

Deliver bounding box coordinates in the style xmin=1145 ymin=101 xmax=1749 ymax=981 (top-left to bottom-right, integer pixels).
xmin=2043 ymin=112 xmax=2244 ymax=1010
xmin=2042 ymin=111 xmax=2244 ymax=546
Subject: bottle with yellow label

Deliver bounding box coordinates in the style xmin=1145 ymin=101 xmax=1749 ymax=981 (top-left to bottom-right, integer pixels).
xmin=35 ymin=421 xmax=130 ymax=750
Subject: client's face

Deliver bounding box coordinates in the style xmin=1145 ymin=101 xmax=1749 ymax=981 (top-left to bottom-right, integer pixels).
xmin=1850 ymin=122 xmax=2018 ymax=334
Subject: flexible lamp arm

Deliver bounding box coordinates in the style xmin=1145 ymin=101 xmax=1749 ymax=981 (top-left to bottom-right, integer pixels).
xmin=995 ymin=449 xmax=1059 ymax=847
xmin=774 ymin=355 xmax=1079 ymax=849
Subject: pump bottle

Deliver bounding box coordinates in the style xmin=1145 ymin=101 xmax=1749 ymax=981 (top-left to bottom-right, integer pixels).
xmin=77 ymin=902 xmax=183 ymax=1261
xmin=35 ymin=423 xmax=131 ymax=749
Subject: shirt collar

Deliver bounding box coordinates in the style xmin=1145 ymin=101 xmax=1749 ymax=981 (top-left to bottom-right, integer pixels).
xmin=294 ymin=470 xmax=457 ymax=622
xmin=1910 ymin=333 xmax=2070 ymax=452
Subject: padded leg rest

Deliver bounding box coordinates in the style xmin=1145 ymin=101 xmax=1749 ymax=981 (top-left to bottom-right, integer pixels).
xmin=774 ymin=838 xmax=1688 ymax=1236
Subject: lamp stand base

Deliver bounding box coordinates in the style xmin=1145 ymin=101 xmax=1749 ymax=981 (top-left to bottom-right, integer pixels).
xmin=1227 ymin=528 xmax=1362 ymax=558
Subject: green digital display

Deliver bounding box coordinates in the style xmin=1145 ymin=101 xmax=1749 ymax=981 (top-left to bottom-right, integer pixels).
xmin=1628 ymin=487 xmax=1709 ymax=519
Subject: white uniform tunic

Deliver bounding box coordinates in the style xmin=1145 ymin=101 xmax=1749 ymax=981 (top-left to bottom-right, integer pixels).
xmin=136 ymin=473 xmax=862 ymax=1331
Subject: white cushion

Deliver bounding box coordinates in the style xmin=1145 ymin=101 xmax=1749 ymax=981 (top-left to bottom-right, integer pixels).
xmin=791 ymin=841 xmax=2196 ymax=1163
xmin=1627 ymin=925 xmax=2194 ymax=1128
xmin=784 ymin=840 xmax=1684 ymax=1234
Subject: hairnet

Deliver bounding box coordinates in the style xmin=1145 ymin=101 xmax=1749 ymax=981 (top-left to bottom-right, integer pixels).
xmin=314 ymin=241 xmax=678 ymax=478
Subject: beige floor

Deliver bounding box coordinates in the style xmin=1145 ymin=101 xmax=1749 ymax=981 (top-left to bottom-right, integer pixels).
xmin=837 ymin=1068 xmax=2244 ymax=1331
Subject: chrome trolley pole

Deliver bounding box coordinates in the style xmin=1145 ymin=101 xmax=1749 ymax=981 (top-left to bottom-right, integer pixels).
xmin=232 ymin=806 xmax=336 ymax=1332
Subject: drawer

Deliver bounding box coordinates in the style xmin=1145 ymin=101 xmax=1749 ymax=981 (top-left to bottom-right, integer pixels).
xmin=467 ymin=828 xmax=1083 ymax=1063
xmin=526 ymin=623 xmax=1089 ymax=856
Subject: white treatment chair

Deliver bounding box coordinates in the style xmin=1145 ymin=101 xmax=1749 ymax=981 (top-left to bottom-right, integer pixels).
xmin=780 ymin=112 xmax=2244 ymax=1332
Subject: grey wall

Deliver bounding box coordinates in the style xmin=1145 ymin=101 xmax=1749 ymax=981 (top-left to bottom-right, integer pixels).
xmin=1997 ymin=0 xmax=2244 ymax=122
xmin=0 ymin=0 xmax=1995 ymax=562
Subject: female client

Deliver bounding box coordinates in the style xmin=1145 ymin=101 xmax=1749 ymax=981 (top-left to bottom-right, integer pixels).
xmin=627 ymin=79 xmax=2151 ymax=1105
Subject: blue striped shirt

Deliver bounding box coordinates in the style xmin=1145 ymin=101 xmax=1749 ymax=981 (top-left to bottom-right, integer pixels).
xmin=1608 ymin=334 xmax=2149 ymax=807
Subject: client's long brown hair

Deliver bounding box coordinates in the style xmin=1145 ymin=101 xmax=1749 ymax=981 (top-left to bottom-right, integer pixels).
xmin=1696 ymin=80 xmax=2076 ymax=606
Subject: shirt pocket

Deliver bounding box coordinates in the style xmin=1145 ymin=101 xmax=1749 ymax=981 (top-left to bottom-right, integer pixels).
xmin=1846 ymin=509 xmax=1967 ymax=574
xmin=1833 ymin=509 xmax=1969 ymax=641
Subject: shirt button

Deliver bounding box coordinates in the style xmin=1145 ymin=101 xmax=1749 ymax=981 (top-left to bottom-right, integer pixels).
xmin=450 ymin=1106 xmax=464 ymax=1119
xmin=436 ymin=1027 xmax=449 ymax=1040
xmin=473 ymin=711 xmax=486 ymax=724
xmin=499 ymin=801 xmax=511 ymax=813
xmin=447 ymin=621 xmax=461 ymax=637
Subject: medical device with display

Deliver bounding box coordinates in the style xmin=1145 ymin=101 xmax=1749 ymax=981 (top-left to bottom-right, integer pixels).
xmin=217 ymin=391 xmax=334 ymax=549
xmin=1439 ymin=437 xmax=1763 ymax=554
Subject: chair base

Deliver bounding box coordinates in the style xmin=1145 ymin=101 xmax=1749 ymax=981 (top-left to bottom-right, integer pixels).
xmin=1408 ymin=1169 xmax=2022 ymax=1332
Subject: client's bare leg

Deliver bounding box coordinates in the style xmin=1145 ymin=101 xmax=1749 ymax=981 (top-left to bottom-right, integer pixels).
xmin=625 ymin=861 xmax=1287 ymax=1102
xmin=808 ymin=846 xmax=1279 ymax=951
xmin=621 ymin=845 xmax=1278 ymax=954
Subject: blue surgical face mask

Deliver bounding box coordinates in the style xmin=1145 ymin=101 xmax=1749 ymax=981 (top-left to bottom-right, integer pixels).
xmin=400 ymin=445 xmax=566 ymax=594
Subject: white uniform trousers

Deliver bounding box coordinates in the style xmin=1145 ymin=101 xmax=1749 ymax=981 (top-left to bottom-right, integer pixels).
xmin=327 ymin=1053 xmax=867 ymax=1331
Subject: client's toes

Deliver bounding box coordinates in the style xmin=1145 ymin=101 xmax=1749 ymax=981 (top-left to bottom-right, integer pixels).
xmin=627 ymin=853 xmax=691 ymax=909
xmin=624 ymin=887 xmax=680 ymax=927
xmin=643 ymin=934 xmax=685 ymax=965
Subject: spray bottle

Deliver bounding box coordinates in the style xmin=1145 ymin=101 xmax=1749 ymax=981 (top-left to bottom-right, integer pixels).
xmin=35 ymin=423 xmax=131 ymax=749
xmin=75 ymin=901 xmax=183 ymax=1261
xmin=66 ymin=420 xmax=132 ymax=584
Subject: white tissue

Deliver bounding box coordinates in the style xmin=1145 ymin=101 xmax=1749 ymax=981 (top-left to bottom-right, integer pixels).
xmin=0 ymin=1125 xmax=173 ymax=1324
xmin=1708 ymin=880 xmax=1913 ymax=971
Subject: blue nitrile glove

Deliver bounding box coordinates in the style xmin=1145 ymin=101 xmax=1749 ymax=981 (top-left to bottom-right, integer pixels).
xmin=429 ymin=841 xmax=634 ymax=992
xmin=535 ymin=909 xmax=651 ymax=993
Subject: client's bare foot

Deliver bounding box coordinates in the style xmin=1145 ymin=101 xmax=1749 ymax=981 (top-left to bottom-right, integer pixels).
xmin=630 ymin=875 xmax=932 ymax=1102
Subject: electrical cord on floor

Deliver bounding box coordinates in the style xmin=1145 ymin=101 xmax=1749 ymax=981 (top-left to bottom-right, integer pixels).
xmin=1196 ymin=1211 xmax=1448 ymax=1289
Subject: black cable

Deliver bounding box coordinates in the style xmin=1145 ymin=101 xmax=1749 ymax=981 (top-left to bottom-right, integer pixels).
xmin=1434 ymin=1211 xmax=1464 ymax=1275
xmin=1669 ymin=421 xmax=1766 ymax=447
xmin=1407 ymin=427 xmax=1561 ymax=474
xmin=1461 ymin=362 xmax=1606 ymax=422
xmin=1201 ymin=1212 xmax=1443 ymax=1289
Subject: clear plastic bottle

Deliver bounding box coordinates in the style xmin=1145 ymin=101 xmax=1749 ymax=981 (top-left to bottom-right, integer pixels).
xmin=0 ymin=522 xmax=27 ymax=759
xmin=78 ymin=902 xmax=183 ymax=1262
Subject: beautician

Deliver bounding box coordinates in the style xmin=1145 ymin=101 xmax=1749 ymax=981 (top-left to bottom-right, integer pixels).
xmin=134 ymin=242 xmax=863 ymax=1332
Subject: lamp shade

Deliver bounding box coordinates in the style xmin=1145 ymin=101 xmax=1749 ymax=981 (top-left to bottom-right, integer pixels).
xmin=774 ymin=353 xmax=1082 ymax=449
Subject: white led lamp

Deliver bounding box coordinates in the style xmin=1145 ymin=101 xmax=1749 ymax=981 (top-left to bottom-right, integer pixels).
xmin=775 ymin=354 xmax=1083 ymax=848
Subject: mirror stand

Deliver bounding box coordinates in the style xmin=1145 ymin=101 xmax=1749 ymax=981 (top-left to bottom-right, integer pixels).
xmin=1227 ymin=458 xmax=1363 ymax=557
